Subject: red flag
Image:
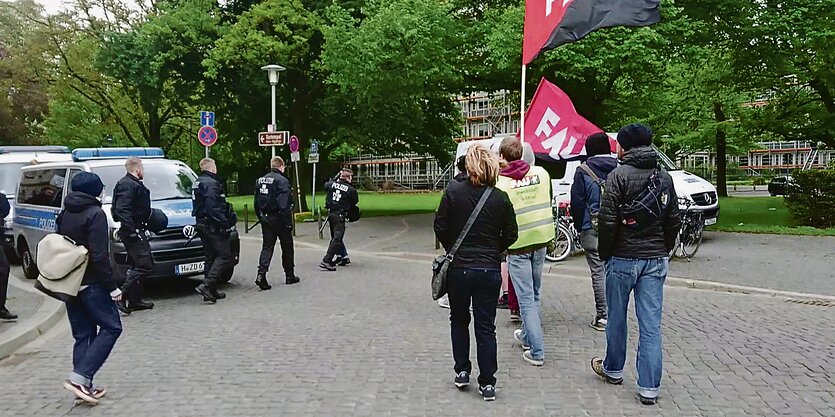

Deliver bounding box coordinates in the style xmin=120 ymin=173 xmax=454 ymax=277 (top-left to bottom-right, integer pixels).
xmin=521 ymin=78 xmax=617 ymax=160
xmin=523 ymin=0 xmax=574 ymax=65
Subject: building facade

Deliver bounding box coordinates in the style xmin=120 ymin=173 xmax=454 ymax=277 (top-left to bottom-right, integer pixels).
xmin=679 ymin=141 xmax=834 ymax=177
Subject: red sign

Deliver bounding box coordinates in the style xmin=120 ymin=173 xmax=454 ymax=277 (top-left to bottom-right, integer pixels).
xmin=289 ymin=135 xmax=299 ymax=153
xmin=523 ymin=0 xmax=573 ymax=65
xmin=258 ymin=131 xmax=288 ymax=146
xmin=198 ymin=126 xmax=218 ymax=147
xmin=522 ymin=78 xmax=616 ymax=160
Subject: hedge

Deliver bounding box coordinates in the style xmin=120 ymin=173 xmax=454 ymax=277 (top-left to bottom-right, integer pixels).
xmin=785 ymin=169 xmax=835 ymax=228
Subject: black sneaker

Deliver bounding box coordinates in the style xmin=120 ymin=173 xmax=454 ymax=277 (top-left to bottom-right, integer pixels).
xmin=591 ymin=357 xmax=623 ymax=385
xmin=63 ymin=380 xmax=98 ymax=405
xmin=212 ymin=289 xmax=226 ymax=300
xmin=478 ymin=385 xmax=496 ymax=401
xmin=255 ymin=275 xmax=272 ymax=291
xmin=496 ymin=293 xmax=509 ymax=310
xmin=637 ymin=393 xmax=657 ymax=405
xmin=128 ymin=301 xmax=154 ymax=311
xmin=337 ymin=257 xmax=351 ymax=266
xmin=454 ymin=371 xmax=470 ymax=389
xmin=195 ymin=284 xmax=217 ymax=303
xmin=0 ymin=308 xmax=18 ymax=320
xmin=590 ymin=317 xmax=607 ymax=332
xmin=285 ymin=275 xmax=300 ymax=285
xmin=319 ymin=261 xmax=337 ymax=272
xmin=115 ymin=301 xmax=131 ymax=316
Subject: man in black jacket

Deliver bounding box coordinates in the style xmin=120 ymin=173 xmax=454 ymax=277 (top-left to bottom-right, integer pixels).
xmin=590 ymin=124 xmax=680 ymax=406
xmin=254 ymin=156 xmax=300 ymax=290
xmin=192 ymin=158 xmax=235 ymax=303
xmin=319 ymin=169 xmax=359 ymax=271
xmin=58 ymin=172 xmax=123 ymax=404
xmin=0 ymin=192 xmax=16 ymax=320
xmin=111 ymin=157 xmax=154 ymax=313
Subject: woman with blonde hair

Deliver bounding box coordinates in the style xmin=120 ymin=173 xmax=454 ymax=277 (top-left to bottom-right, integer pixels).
xmin=433 ymin=145 xmax=518 ymax=401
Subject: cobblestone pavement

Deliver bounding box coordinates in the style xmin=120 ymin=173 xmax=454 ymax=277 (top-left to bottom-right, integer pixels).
xmin=0 ymin=239 xmax=833 ymax=416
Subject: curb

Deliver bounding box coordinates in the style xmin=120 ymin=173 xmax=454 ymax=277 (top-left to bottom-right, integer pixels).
xmin=0 ymin=274 xmax=66 ymax=360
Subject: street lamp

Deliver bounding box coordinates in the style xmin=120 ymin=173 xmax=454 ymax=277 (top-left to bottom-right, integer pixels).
xmin=261 ymin=64 xmax=286 ymax=158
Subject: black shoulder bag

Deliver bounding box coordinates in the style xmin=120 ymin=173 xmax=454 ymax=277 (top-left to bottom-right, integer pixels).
xmin=431 ymin=187 xmax=493 ymax=300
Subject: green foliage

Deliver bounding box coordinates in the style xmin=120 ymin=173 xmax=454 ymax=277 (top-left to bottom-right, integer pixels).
xmin=715 ymin=196 xmax=835 ymax=236
xmin=785 ymin=169 xmax=835 ymax=228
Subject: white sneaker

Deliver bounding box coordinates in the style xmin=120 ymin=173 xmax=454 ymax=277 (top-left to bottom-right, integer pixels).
xmin=437 ymin=295 xmax=450 ymax=309
xmin=513 ymin=329 xmax=530 ymax=350
xmin=523 ymin=350 xmax=544 ymax=366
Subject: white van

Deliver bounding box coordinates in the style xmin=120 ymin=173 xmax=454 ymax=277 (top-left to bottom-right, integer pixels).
xmin=0 ymin=146 xmax=73 ymax=259
xmin=454 ymin=137 xmax=720 ymax=225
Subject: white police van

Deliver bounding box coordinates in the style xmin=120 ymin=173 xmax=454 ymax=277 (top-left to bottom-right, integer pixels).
xmin=0 ymin=146 xmax=73 ymax=260
xmin=12 ymin=147 xmax=240 ymax=281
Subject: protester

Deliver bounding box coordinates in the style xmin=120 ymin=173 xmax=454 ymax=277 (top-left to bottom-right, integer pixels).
xmin=0 ymin=192 xmax=16 ymax=320
xmin=434 ymin=145 xmax=517 ymax=401
xmin=591 ymin=123 xmax=680 ymax=406
xmin=496 ymin=138 xmax=555 ymax=367
xmin=570 ymin=133 xmax=618 ymax=331
xmin=58 ymin=172 xmax=123 ymax=405
xmin=437 ymin=156 xmax=468 ymax=310
xmin=254 ymin=156 xmax=300 ymax=290
xmin=320 ymin=169 xmax=359 ymax=272
xmin=192 ymin=158 xmax=235 ymax=303
xmin=111 ymin=157 xmax=154 ymax=314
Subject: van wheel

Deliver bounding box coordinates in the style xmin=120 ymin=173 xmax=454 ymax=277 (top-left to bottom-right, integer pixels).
xmin=20 ymin=241 xmax=40 ymax=280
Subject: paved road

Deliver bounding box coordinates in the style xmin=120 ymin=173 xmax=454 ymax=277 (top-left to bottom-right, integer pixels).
xmin=0 ymin=237 xmax=833 ymax=416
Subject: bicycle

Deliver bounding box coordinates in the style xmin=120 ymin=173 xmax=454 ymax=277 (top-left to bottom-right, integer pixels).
xmin=670 ymin=197 xmax=705 ymax=260
xmin=545 ymin=197 xmax=582 ymax=262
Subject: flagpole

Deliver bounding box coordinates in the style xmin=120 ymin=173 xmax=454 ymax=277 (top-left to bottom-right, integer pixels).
xmin=520 ymin=64 xmax=527 ymax=144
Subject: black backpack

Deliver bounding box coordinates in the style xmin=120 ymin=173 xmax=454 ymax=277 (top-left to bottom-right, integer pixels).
xmin=578 ymin=163 xmax=605 ymax=231
xmin=619 ymin=169 xmax=671 ymax=230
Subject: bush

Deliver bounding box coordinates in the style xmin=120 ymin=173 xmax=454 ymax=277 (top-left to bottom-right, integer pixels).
xmin=784 ymin=169 xmax=835 ymax=228
xmin=752 ymin=177 xmax=767 ymax=186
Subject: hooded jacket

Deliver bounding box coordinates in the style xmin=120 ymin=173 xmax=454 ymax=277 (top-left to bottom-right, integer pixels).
xmin=570 ymin=156 xmax=619 ymax=232
xmin=57 ymin=192 xmax=118 ymax=292
xmin=598 ymin=146 xmax=681 ymax=260
xmin=497 ymin=160 xmax=553 ymax=253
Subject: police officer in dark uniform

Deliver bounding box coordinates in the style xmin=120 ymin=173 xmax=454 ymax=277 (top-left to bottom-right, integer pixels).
xmin=0 ymin=192 xmax=16 ymax=320
xmin=111 ymin=156 xmax=154 ymax=314
xmin=319 ymin=168 xmax=359 ymax=272
xmin=192 ymin=158 xmax=236 ymax=303
xmin=254 ymin=156 xmax=300 ymax=290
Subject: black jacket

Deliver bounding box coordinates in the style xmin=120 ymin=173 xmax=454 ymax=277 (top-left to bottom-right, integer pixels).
xmin=192 ymin=171 xmax=233 ymax=228
xmin=111 ymin=173 xmax=151 ymax=234
xmin=254 ymin=169 xmax=293 ymax=218
xmin=598 ymin=146 xmax=681 ymax=260
xmin=57 ymin=192 xmax=118 ymax=292
xmin=325 ymin=179 xmax=358 ymax=214
xmin=0 ymin=193 xmax=9 ymax=220
xmin=434 ymin=180 xmax=518 ymax=270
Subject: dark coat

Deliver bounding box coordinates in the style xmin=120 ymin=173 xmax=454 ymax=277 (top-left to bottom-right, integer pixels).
xmin=57 ymin=192 xmax=118 ymax=292
xmin=325 ymin=179 xmax=358 ymax=214
xmin=598 ymin=146 xmax=681 ymax=260
xmin=0 ymin=193 xmax=9 ymax=219
xmin=192 ymin=171 xmax=232 ymax=229
xmin=570 ymin=156 xmax=618 ymax=232
xmin=254 ymin=169 xmax=293 ymax=218
xmin=111 ymin=173 xmax=151 ymax=234
xmin=434 ymin=180 xmax=518 ymax=270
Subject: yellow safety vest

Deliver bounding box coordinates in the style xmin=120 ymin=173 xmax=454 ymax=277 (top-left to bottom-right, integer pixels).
xmin=496 ymin=165 xmax=555 ymax=250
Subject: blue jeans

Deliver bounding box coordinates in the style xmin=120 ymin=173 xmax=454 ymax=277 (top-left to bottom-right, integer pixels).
xmin=507 ymin=248 xmax=546 ymax=360
xmin=603 ymin=257 xmax=667 ymax=399
xmin=66 ymin=285 xmax=123 ymax=388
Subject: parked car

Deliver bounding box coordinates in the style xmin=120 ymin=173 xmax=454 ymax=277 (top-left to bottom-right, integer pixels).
xmin=768 ymin=175 xmax=794 ymax=196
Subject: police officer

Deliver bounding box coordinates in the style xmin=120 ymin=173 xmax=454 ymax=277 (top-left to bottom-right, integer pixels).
xmin=192 ymin=158 xmax=236 ymax=303
xmin=254 ymin=157 xmax=300 ymax=290
xmin=111 ymin=156 xmax=154 ymax=314
xmin=0 ymin=192 xmax=16 ymax=320
xmin=319 ymin=168 xmax=358 ymax=271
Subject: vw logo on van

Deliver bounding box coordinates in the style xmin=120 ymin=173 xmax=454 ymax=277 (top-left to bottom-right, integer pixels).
xmin=703 ymin=193 xmax=713 ymax=204
xmin=183 ymin=225 xmax=197 ymax=239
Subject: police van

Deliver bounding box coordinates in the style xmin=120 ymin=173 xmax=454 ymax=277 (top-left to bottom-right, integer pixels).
xmin=0 ymin=146 xmax=73 ymax=260
xmin=12 ymin=147 xmax=240 ymax=282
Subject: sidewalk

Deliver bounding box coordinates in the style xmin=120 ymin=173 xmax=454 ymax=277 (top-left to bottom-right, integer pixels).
xmin=0 ymin=286 xmax=42 ymax=332
xmin=0 ymin=272 xmax=65 ymax=359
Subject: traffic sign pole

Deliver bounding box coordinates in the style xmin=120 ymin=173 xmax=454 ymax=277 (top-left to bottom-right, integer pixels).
xmin=271 ymin=84 xmax=276 ymax=158
xmin=312 ymin=159 xmax=317 ymax=220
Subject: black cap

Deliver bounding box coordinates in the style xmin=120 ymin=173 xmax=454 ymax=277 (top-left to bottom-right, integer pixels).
xmin=617 ymin=123 xmax=653 ymax=151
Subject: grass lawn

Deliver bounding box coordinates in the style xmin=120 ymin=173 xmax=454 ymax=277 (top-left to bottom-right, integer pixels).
xmin=713 ymin=197 xmax=835 ymax=236
xmin=228 ymin=192 xmax=442 ymax=221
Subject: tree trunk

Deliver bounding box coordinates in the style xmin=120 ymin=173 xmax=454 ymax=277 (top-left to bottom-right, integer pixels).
xmin=713 ymin=101 xmax=728 ymax=197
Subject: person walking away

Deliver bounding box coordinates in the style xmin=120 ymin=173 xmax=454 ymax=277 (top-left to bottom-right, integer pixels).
xmin=438 ymin=156 xmax=468 ymax=310
xmin=324 ymin=172 xmax=351 ymax=266
xmin=111 ymin=157 xmax=154 ymax=314
xmin=0 ymin=192 xmax=16 ymax=320
xmin=58 ymin=172 xmax=123 ymax=405
xmin=590 ymin=123 xmax=680 ymax=406
xmin=434 ymin=145 xmax=517 ymax=401
xmin=495 ymin=137 xmax=555 ymax=367
xmin=192 ymin=158 xmax=236 ymax=303
xmin=254 ymin=156 xmax=300 ymax=290
xmin=570 ymin=133 xmax=618 ymax=331
xmin=319 ymin=169 xmax=358 ymax=271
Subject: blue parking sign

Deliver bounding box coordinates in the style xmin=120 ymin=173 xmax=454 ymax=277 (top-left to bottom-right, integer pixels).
xmin=200 ymin=111 xmax=215 ymax=127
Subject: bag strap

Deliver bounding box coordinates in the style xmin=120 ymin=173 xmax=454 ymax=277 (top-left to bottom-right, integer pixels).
xmin=579 ymin=163 xmax=601 ymax=183
xmin=447 ymin=187 xmax=493 ymax=259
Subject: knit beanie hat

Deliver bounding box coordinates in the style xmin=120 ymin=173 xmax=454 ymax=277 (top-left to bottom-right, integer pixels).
xmin=71 ymin=172 xmax=105 ymax=197
xmin=617 ymin=123 xmax=653 ymax=151
xmin=585 ymin=132 xmax=612 ymax=156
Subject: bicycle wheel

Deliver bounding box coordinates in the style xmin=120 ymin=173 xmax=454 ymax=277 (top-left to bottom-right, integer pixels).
xmin=546 ymin=224 xmax=572 ymax=262
xmin=681 ymin=220 xmax=704 ymax=258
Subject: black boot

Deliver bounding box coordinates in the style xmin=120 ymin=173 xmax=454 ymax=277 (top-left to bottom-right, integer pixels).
xmin=211 ymin=289 xmax=227 ymax=300
xmin=116 ymin=300 xmax=131 ymax=316
xmin=255 ymin=274 xmax=272 ymax=291
xmin=285 ymin=275 xmax=300 ymax=285
xmin=195 ymin=284 xmax=217 ymax=303
xmin=129 ymin=300 xmax=154 ymax=311
xmin=0 ymin=308 xmax=18 ymax=320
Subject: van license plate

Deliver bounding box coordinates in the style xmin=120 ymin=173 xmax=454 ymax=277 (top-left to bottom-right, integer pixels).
xmin=176 ymin=262 xmax=204 ymax=276
xmin=704 ymin=218 xmax=717 ymax=226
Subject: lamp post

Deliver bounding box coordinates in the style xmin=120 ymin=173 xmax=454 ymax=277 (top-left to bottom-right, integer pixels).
xmin=261 ymin=64 xmax=286 ymax=158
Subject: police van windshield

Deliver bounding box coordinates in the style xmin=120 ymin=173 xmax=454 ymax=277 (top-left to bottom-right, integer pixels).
xmin=653 ymin=146 xmax=679 ymax=171
xmin=93 ymin=162 xmax=197 ymax=204
xmin=0 ymin=163 xmax=26 ymax=196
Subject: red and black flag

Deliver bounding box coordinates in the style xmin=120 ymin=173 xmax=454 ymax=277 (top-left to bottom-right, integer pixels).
xmin=523 ymin=0 xmax=661 ymax=65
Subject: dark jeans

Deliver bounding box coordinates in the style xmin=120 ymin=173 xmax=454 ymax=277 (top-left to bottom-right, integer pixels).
xmin=448 ymin=268 xmax=501 ymax=387
xmin=322 ymin=213 xmax=346 ymax=264
xmin=0 ymin=246 xmax=9 ymax=310
xmin=258 ymin=214 xmax=295 ymax=277
xmin=196 ymin=223 xmax=234 ymax=290
xmin=66 ymin=284 xmax=123 ymax=388
xmin=121 ymin=237 xmax=152 ymax=303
